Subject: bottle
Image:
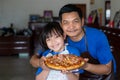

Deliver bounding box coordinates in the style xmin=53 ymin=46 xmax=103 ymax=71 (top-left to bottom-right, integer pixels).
xmin=10 ymin=23 xmax=16 ymax=35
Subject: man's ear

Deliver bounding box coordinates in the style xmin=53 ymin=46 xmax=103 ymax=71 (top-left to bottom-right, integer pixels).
xmin=81 ymin=18 xmax=85 ymax=27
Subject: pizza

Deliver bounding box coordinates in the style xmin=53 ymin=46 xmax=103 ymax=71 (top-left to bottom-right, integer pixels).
xmin=44 ymin=54 xmax=85 ymax=70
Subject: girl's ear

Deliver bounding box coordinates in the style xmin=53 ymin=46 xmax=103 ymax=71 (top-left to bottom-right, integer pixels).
xmin=63 ymin=33 xmax=66 ymax=40
xmin=59 ymin=22 xmax=63 ymax=29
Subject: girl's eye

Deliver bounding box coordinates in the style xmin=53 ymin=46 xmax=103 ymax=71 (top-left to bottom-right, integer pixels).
xmin=55 ymin=35 xmax=59 ymax=38
xmin=46 ymin=38 xmax=50 ymax=42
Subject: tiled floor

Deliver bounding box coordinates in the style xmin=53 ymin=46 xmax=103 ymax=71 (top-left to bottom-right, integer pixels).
xmin=1 ymin=55 xmax=118 ymax=80
xmin=0 ymin=55 xmax=36 ymax=80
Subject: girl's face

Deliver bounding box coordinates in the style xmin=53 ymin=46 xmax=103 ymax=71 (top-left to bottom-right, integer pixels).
xmin=46 ymin=32 xmax=65 ymax=52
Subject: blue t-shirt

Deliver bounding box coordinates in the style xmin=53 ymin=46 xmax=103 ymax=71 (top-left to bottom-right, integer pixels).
xmin=36 ymin=44 xmax=80 ymax=75
xmin=68 ymin=26 xmax=116 ymax=73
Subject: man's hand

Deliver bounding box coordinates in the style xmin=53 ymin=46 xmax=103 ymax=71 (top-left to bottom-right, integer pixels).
xmin=80 ymin=58 xmax=89 ymax=69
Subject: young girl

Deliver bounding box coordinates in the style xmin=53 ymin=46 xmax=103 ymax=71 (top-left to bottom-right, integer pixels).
xmin=35 ymin=22 xmax=81 ymax=80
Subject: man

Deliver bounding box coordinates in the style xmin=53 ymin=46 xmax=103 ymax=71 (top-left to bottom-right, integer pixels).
xmin=30 ymin=4 xmax=116 ymax=80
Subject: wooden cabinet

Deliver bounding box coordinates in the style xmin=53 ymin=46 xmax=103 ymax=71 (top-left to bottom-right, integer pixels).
xmin=0 ymin=36 xmax=32 ymax=55
xmin=29 ymin=22 xmax=47 ymax=53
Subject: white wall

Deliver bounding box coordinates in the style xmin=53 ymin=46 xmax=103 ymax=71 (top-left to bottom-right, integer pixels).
xmin=0 ymin=7 xmax=1 ymax=25
xmin=0 ymin=0 xmax=3 ymax=25
xmin=1 ymin=0 xmax=120 ymax=28
xmin=0 ymin=0 xmax=90 ymax=29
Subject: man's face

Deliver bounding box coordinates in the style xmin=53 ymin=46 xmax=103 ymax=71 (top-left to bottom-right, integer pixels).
xmin=60 ymin=12 xmax=84 ymax=39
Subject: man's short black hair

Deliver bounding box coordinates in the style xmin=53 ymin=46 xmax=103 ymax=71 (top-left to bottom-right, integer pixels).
xmin=59 ymin=4 xmax=83 ymax=22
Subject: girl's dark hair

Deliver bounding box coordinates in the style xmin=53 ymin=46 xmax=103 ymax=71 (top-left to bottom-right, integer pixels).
xmin=59 ymin=4 xmax=83 ymax=22
xmin=40 ymin=22 xmax=64 ymax=49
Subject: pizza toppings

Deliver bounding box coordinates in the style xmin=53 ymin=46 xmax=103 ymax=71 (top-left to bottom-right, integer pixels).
xmin=44 ymin=54 xmax=85 ymax=70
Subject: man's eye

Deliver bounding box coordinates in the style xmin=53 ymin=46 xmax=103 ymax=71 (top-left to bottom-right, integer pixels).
xmin=63 ymin=21 xmax=68 ymax=25
xmin=74 ymin=19 xmax=79 ymax=23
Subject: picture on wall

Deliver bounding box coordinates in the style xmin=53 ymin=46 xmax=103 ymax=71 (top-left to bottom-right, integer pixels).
xmin=90 ymin=0 xmax=95 ymax=5
xmin=44 ymin=10 xmax=53 ymax=18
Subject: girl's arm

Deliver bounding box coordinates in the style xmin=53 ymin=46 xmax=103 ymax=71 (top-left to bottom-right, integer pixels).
xmin=61 ymin=70 xmax=79 ymax=80
xmin=67 ymin=73 xmax=79 ymax=80
xmin=36 ymin=70 xmax=50 ymax=80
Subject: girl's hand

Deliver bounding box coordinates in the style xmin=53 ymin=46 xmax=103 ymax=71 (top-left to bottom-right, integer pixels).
xmin=39 ymin=56 xmax=50 ymax=71
xmin=61 ymin=69 xmax=72 ymax=74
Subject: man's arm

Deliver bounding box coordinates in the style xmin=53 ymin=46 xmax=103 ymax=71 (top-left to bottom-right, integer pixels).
xmin=83 ymin=61 xmax=112 ymax=75
xmin=30 ymin=44 xmax=45 ymax=68
xmin=30 ymin=54 xmax=40 ymax=68
xmin=30 ymin=54 xmax=51 ymax=71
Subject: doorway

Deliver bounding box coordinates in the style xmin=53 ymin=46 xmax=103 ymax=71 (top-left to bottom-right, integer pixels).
xmin=105 ymin=1 xmax=111 ymax=25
